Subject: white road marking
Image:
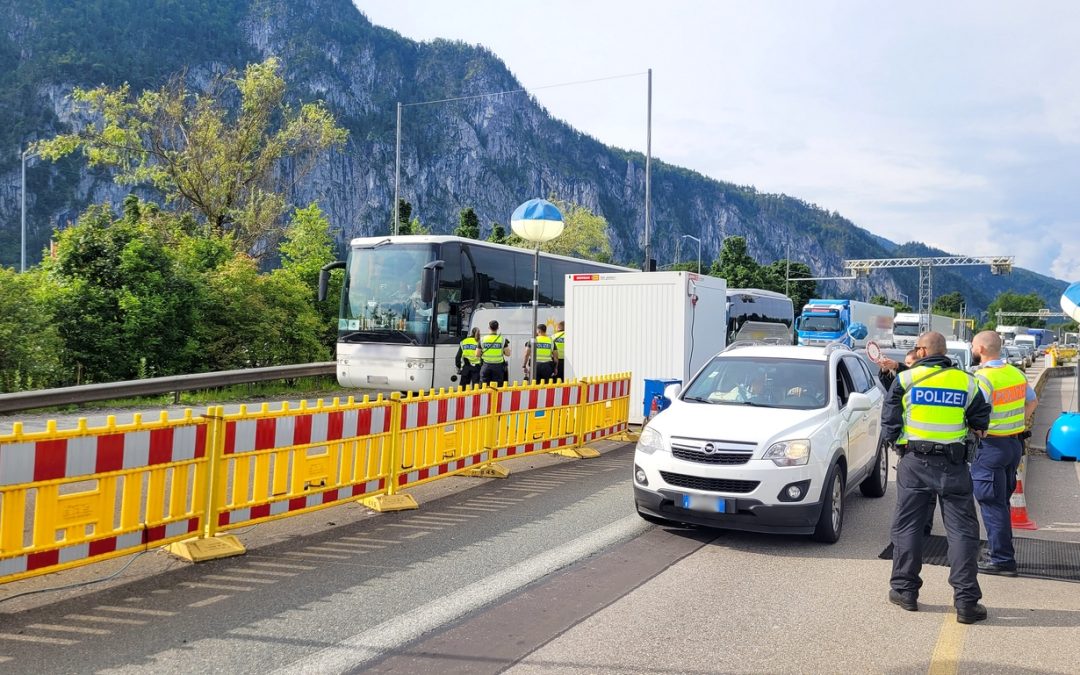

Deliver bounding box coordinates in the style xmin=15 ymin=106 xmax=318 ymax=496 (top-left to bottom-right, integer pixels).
xmin=247 ymin=560 xmax=317 ymax=570
xmin=283 ymin=551 xmax=351 ymax=560
xmin=304 ymin=545 xmax=362 ymax=554
xmin=27 ymin=623 xmax=110 ymax=636
xmin=65 ymin=614 xmax=146 ymax=626
xmin=233 ymin=568 xmax=298 ymax=578
xmin=340 ymin=537 xmax=397 ymax=545
xmin=270 ymin=515 xmax=648 ymax=674
xmin=401 ymin=531 xmax=431 ymax=539
xmin=385 ymin=523 xmax=438 ymax=530
xmin=202 ymin=574 xmax=278 ymax=585
xmin=188 ymin=595 xmax=231 ymax=608
xmin=179 ymin=581 xmax=254 ymax=592
xmin=447 ymin=505 xmax=500 ymax=512
xmin=0 ymin=633 xmax=78 ymax=645
xmin=95 ymin=606 xmax=175 ymax=617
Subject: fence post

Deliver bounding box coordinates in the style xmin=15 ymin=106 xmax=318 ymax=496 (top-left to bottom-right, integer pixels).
xmin=166 ymin=405 xmax=246 ymax=562
xmin=361 ymin=392 xmax=419 ymax=512
xmin=463 ymin=382 xmax=510 ymax=478
xmin=550 ymin=378 xmax=599 ymax=459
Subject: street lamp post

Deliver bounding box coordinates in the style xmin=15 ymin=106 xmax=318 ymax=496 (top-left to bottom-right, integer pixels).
xmin=511 ymin=199 xmax=564 ymax=383
xmin=679 ymin=235 xmax=701 ymax=274
xmin=20 ymin=146 xmax=37 ymax=272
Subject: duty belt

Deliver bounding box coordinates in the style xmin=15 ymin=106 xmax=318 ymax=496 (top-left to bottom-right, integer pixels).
xmin=905 ymin=440 xmax=965 ymax=455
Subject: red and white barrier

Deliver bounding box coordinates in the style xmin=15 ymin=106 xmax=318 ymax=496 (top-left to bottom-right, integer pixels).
xmin=223 ymin=407 xmax=392 ymax=455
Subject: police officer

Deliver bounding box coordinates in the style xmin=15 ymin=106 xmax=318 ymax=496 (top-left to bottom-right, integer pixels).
xmin=523 ymin=324 xmax=558 ymax=382
xmin=969 ymin=330 xmax=1038 ymax=577
xmin=882 ymin=331 xmax=991 ymax=624
xmin=479 ymin=320 xmax=510 ymax=385
xmin=553 ymin=321 xmax=566 ymax=381
xmin=455 ymin=327 xmax=482 ymax=387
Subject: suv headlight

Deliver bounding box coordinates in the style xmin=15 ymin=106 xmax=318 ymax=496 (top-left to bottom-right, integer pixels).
xmin=763 ymin=439 xmax=811 ymax=467
xmin=636 ymin=426 xmax=666 ymax=455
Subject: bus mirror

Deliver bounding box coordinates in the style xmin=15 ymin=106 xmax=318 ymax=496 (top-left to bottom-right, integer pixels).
xmin=421 ymin=260 xmax=445 ymax=305
xmin=318 ymin=260 xmax=345 ymax=302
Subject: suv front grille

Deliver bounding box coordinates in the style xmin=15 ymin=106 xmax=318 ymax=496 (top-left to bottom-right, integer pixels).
xmin=660 ymin=471 xmax=760 ymax=494
xmin=671 ymin=447 xmax=751 ymax=465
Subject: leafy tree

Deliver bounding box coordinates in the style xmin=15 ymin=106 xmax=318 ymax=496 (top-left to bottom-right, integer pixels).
xmin=488 ymin=222 xmax=507 ymax=244
xmin=35 ymin=57 xmax=348 ymax=255
xmin=709 ymin=236 xmax=763 ymax=288
xmin=0 ymin=268 xmax=64 ymax=392
xmin=507 ymin=197 xmax=612 ymax=262
xmin=279 ymin=202 xmax=341 ymax=350
xmin=933 ymin=291 xmax=965 ymax=316
xmin=870 ymin=294 xmax=913 ymax=313
xmin=391 ymin=199 xmax=413 ymax=235
xmin=455 ymin=207 xmax=480 ymax=239
xmin=986 ymin=291 xmax=1046 ymax=329
xmin=762 ymin=260 xmax=817 ymax=312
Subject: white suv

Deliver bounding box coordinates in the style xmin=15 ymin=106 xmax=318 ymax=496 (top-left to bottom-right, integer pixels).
xmin=633 ymin=344 xmax=887 ymax=543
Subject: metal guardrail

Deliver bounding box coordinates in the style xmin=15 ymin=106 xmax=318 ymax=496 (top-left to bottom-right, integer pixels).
xmin=0 ymin=362 xmax=336 ymax=414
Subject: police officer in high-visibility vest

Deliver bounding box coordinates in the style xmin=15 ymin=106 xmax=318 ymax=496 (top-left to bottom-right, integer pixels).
xmin=969 ymin=330 xmax=1038 ymax=577
xmin=881 ymin=331 xmax=991 ymax=624
xmin=553 ymin=321 xmax=566 ymax=381
xmin=523 ymin=324 xmax=558 ymax=382
xmin=479 ymin=320 xmax=510 ymax=385
xmin=455 ymin=327 xmax=483 ymax=387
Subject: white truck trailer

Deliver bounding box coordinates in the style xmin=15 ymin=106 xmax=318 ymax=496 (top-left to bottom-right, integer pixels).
xmin=894 ymin=312 xmax=954 ymax=349
xmin=564 ymin=271 xmax=727 ymax=424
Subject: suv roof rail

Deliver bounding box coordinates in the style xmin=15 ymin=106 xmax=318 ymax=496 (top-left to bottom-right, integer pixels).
xmin=722 ymin=338 xmax=791 ymax=352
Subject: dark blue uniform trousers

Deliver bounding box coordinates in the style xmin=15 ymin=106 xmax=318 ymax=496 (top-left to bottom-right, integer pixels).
xmin=970 ymin=435 xmax=1023 ymax=565
xmin=891 ymin=453 xmax=982 ymax=605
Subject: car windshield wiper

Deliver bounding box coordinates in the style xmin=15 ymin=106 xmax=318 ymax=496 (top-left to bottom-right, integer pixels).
xmin=681 ymin=395 xmax=714 ymax=404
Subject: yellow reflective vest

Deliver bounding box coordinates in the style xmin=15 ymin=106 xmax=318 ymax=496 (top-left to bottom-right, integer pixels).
xmin=480 ymin=333 xmax=506 ymax=364
xmin=898 ymin=365 xmax=979 ymax=444
xmin=975 ymin=365 xmax=1028 ymax=436
xmin=534 ymin=335 xmax=554 ymax=363
xmin=459 ymin=337 xmax=481 ymax=366
xmin=553 ymin=330 xmax=566 ymax=359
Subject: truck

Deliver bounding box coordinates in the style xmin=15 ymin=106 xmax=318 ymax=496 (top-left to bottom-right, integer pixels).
xmin=1024 ymin=328 xmax=1054 ymax=348
xmin=794 ymin=299 xmax=894 ymax=348
xmin=995 ymin=325 xmax=1028 ymax=344
xmin=893 ymin=312 xmax=954 ymax=348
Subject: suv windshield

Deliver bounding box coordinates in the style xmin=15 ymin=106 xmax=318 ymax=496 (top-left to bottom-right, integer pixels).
xmin=682 ymin=356 xmax=829 ymax=410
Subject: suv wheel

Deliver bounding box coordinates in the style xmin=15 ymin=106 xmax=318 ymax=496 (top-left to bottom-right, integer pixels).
xmin=812 ymin=464 xmax=844 ymax=543
xmin=860 ymin=441 xmax=889 ymax=498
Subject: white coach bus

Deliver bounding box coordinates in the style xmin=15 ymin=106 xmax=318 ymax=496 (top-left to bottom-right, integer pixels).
xmin=319 ymin=235 xmax=633 ymax=392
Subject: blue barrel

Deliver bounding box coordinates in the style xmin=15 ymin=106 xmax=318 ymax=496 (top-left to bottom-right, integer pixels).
xmin=643 ymin=378 xmax=681 ymax=418
xmin=1047 ymin=412 xmax=1080 ymax=461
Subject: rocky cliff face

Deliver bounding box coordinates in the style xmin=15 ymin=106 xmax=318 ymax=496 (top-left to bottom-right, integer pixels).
xmin=0 ymin=0 xmax=1065 ymax=309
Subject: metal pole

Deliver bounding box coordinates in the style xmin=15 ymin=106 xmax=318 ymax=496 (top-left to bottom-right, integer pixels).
xmin=531 ymin=243 xmax=540 ymax=383
xmin=785 ymin=238 xmax=791 ymax=297
xmin=696 ymin=238 xmax=701 ymax=275
xmin=394 ymin=102 xmax=402 ymax=236
xmin=21 ymin=148 xmax=28 ymax=272
xmin=643 ymin=68 xmax=652 ymax=271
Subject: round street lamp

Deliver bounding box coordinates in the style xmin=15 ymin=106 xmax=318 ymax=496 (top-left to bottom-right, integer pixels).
xmin=511 ymin=198 xmax=564 ymax=383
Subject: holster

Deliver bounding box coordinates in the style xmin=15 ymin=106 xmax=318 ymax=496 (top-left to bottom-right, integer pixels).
xmin=959 ymin=435 xmax=978 ymax=464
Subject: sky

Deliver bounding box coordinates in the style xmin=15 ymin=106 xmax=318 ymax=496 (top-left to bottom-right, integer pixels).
xmin=356 ymin=1 xmax=1080 ymax=282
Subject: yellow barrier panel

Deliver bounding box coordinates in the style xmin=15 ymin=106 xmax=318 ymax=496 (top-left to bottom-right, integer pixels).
xmin=577 ymin=373 xmax=633 ymax=449
xmin=489 ymin=379 xmax=583 ymax=462
xmin=0 ymin=410 xmax=210 ymax=583
xmin=210 ymin=396 xmax=395 ymax=533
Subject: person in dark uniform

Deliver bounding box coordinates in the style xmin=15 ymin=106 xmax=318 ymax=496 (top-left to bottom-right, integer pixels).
xmin=523 ymin=324 xmax=557 ymax=382
xmin=479 ymin=320 xmax=510 ymax=385
xmin=455 ymin=327 xmax=482 ymax=387
xmin=882 ymin=331 xmax=991 ymax=624
xmin=969 ymin=330 xmax=1038 ymax=577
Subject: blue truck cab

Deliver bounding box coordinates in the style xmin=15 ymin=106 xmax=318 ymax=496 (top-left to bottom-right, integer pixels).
xmin=795 ymin=299 xmax=850 ymax=346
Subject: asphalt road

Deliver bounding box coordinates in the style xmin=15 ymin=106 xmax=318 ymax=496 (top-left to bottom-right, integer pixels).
xmin=1 ymin=436 xmax=1078 ymax=674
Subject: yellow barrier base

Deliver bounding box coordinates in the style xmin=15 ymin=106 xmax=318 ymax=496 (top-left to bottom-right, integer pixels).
xmin=361 ymin=493 xmax=419 ymax=512
xmin=462 ymin=463 xmax=510 ymax=479
xmin=166 ymin=534 xmax=246 ymax=563
xmin=611 ymin=430 xmax=640 ymax=443
xmin=551 ymin=447 xmax=601 ymax=459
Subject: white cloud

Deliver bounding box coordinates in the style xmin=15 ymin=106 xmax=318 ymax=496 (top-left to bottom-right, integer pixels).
xmin=1051 ymin=242 xmax=1080 ymax=282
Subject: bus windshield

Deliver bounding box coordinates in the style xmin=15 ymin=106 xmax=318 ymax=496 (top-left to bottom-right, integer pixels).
xmin=339 ymin=243 xmax=438 ymax=344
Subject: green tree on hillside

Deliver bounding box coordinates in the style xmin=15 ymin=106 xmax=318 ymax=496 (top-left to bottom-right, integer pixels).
xmin=0 ymin=268 xmax=64 ymax=392
xmin=709 ymin=236 xmax=763 ymax=288
xmin=870 ymin=295 xmax=913 ymax=313
xmin=279 ymin=203 xmax=342 ymax=349
xmin=488 ymin=222 xmax=507 ymax=244
xmin=391 ymin=199 xmax=413 ymax=235
xmin=455 ymin=207 xmax=480 ymax=239
xmin=986 ymin=291 xmax=1046 ymax=329
xmin=933 ymin=291 xmax=965 ymax=316
xmin=35 ymin=57 xmax=348 ymax=255
xmin=762 ymin=260 xmax=817 ymax=312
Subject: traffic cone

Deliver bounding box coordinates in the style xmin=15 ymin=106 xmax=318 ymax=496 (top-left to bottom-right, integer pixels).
xmin=646 ymin=395 xmax=660 ymax=424
xmin=1009 ymin=457 xmax=1037 ymax=530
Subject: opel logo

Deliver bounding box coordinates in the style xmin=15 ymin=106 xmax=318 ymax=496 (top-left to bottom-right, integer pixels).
xmin=702 ymin=443 xmax=716 ymax=455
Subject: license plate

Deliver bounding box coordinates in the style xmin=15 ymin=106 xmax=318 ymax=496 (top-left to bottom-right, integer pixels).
xmin=681 ymin=494 xmax=726 ymax=513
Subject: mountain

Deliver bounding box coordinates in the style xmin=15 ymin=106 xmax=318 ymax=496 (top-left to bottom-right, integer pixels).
xmin=0 ymin=0 xmax=1068 ymax=311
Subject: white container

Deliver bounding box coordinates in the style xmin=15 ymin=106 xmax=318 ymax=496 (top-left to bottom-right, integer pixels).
xmin=564 ymin=271 xmax=727 ymax=424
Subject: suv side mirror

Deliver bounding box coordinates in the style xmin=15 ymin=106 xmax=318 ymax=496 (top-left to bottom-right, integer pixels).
xmin=664 ymin=383 xmax=682 ymax=401
xmin=847 ymin=391 xmax=872 ymax=413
